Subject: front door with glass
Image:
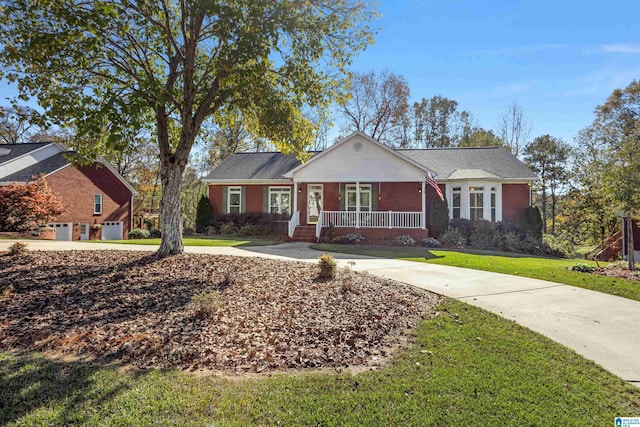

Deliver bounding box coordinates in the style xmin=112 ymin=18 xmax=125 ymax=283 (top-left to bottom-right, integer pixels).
xmin=307 ymin=184 xmax=323 ymax=224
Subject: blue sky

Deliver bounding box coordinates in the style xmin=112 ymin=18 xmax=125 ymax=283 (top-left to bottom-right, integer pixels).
xmin=1 ymin=1 xmax=639 ymax=146
xmin=347 ymin=0 xmax=640 ymax=143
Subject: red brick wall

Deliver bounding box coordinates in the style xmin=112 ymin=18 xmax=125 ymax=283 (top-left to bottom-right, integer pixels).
xmin=45 ymin=164 xmax=133 ymax=240
xmin=502 ymin=183 xmax=531 ymax=223
xmin=378 ymin=182 xmax=423 ymax=211
xmin=208 ymin=185 xmax=223 ymax=215
xmin=207 ymin=184 xmax=294 ymax=216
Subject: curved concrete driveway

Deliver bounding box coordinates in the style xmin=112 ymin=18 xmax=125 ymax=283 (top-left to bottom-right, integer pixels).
xmin=2 ymin=239 xmax=639 ymax=386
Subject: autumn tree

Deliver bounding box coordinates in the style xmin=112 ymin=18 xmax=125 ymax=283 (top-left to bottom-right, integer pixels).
xmin=523 ymin=135 xmax=570 ymax=234
xmin=0 ymin=176 xmax=65 ymax=231
xmin=0 ymin=0 xmax=376 ymax=255
xmin=499 ymin=101 xmax=532 ymax=157
xmin=413 ymin=96 xmax=470 ymax=148
xmin=339 ymin=69 xmax=410 ymax=146
xmin=458 ymin=127 xmax=503 ymax=147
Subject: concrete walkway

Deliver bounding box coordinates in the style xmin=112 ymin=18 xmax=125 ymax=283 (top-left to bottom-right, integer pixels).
xmin=2 ymin=239 xmax=640 ymax=386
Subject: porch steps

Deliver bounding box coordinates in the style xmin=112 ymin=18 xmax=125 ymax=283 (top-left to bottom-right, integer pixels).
xmin=292 ymin=225 xmax=317 ymax=243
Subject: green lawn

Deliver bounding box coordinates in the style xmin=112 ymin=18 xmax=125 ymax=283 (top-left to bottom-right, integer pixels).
xmin=91 ymin=236 xmax=281 ymax=247
xmin=312 ymin=244 xmax=640 ymax=302
xmin=1 ymin=299 xmax=638 ymax=426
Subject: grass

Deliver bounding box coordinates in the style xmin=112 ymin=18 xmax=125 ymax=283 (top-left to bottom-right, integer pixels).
xmin=1 ymin=299 xmax=638 ymax=425
xmin=312 ymin=244 xmax=640 ymax=302
xmin=90 ymin=235 xmax=281 ymax=247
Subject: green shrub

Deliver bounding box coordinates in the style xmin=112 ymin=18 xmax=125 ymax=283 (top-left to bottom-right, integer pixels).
xmin=340 ymin=233 xmax=365 ymax=244
xmin=522 ymin=206 xmax=543 ymax=240
xmin=428 ymin=197 xmax=449 ymax=238
xmin=570 ymin=263 xmax=596 ymax=273
xmin=420 ymin=237 xmax=441 ymax=248
xmin=543 ymin=234 xmax=571 ymax=258
xmin=128 ymin=228 xmax=150 ymax=239
xmin=149 ymin=228 xmax=161 ymax=238
xmin=239 ymin=224 xmax=266 ymax=237
xmin=195 ymin=195 xmax=214 ymax=233
xmin=204 ymin=225 xmax=217 ymax=236
xmin=440 ymin=228 xmax=466 ymax=248
xmin=393 ymin=235 xmax=416 ymax=246
xmin=8 ymin=241 xmax=28 ymax=256
xmin=469 ymin=220 xmax=498 ymax=249
xmin=317 ymin=253 xmax=337 ymax=279
xmin=219 ymin=222 xmax=239 ymax=236
xmin=499 ymin=231 xmax=524 ymax=253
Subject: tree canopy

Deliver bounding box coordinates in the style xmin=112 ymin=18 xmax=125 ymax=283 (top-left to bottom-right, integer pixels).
xmin=0 ymin=0 xmax=377 ymax=255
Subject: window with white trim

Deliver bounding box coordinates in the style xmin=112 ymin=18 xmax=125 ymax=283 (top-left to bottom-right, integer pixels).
xmin=491 ymin=187 xmax=497 ymax=222
xmin=94 ymin=194 xmax=103 ymax=214
xmin=469 ymin=186 xmax=484 ymax=221
xmin=227 ymin=187 xmax=242 ymax=214
xmin=452 ymin=187 xmax=461 ymax=219
xmin=346 ymin=184 xmax=371 ymax=211
xmin=269 ymin=187 xmax=291 ymax=215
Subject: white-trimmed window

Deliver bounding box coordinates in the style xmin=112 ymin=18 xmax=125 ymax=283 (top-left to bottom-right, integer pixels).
xmin=94 ymin=194 xmax=103 ymax=214
xmin=269 ymin=187 xmax=291 ymax=215
xmin=346 ymin=184 xmax=371 ymax=211
xmin=452 ymin=187 xmax=461 ymax=219
xmin=227 ymin=187 xmax=242 ymax=214
xmin=491 ymin=187 xmax=497 ymax=222
xmin=469 ymin=186 xmax=484 ymax=221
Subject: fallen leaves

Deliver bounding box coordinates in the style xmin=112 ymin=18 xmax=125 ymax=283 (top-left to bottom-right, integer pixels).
xmin=0 ymin=250 xmax=441 ymax=372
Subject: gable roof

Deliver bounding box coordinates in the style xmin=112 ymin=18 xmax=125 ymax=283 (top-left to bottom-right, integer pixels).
xmin=1 ymin=152 xmax=69 ymax=182
xmin=0 ymin=142 xmax=56 ymax=166
xmin=203 ymin=152 xmax=303 ymax=181
xmin=399 ymin=146 xmax=538 ymax=180
xmin=283 ymin=131 xmax=431 ymax=178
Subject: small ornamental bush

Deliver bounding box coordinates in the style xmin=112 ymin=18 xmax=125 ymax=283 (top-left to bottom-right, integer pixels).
xmin=340 ymin=233 xmax=365 ymax=244
xmin=204 ymin=225 xmax=217 ymax=236
xmin=8 ymin=241 xmax=28 ymax=256
xmin=0 ymin=176 xmax=65 ymax=232
xmin=420 ymin=237 xmax=441 ymax=248
xmin=469 ymin=220 xmax=498 ymax=250
xmin=239 ymin=224 xmax=266 ymax=237
xmin=128 ymin=228 xmax=150 ymax=239
xmin=500 ymin=231 xmax=524 ymax=253
xmin=190 ymin=292 xmax=222 ymax=319
xmin=570 ymin=263 xmax=596 ymax=273
xmin=439 ymin=228 xmax=467 ymax=248
xmin=317 ymin=253 xmax=337 ymax=279
xmin=149 ymin=228 xmax=162 ymax=238
xmin=393 ymin=235 xmax=416 ymax=246
xmin=219 ymin=222 xmax=239 ymax=236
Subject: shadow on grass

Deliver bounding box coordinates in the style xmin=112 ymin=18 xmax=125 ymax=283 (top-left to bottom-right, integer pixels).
xmin=0 ymin=353 xmax=139 ymax=425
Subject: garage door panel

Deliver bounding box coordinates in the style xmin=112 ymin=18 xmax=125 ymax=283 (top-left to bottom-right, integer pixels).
xmin=102 ymin=221 xmax=123 ymax=240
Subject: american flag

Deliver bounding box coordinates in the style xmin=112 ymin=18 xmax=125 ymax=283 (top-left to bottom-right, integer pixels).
xmin=427 ymin=171 xmax=444 ymax=202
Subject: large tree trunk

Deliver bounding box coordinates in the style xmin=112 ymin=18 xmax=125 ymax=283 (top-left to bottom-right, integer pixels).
xmin=158 ymin=160 xmax=186 ymax=256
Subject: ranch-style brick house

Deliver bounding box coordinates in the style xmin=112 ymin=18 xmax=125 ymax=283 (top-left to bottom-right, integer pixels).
xmin=0 ymin=142 xmax=137 ymax=240
xmin=204 ymin=132 xmax=538 ymax=242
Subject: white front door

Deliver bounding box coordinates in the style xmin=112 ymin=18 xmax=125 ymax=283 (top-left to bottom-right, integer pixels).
xmin=80 ymin=223 xmax=90 ymax=240
xmin=307 ymin=184 xmax=323 ymax=224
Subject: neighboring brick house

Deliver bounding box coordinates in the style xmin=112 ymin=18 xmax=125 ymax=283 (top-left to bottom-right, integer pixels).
xmin=203 ymin=132 xmax=538 ymax=242
xmin=0 ymin=142 xmax=137 ymax=240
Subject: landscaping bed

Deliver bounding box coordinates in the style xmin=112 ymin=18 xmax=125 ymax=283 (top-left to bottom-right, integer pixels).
xmin=0 ymin=250 xmax=439 ymax=372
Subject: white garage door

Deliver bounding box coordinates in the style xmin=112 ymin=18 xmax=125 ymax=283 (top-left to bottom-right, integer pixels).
xmin=49 ymin=222 xmax=73 ymax=241
xmin=102 ymin=221 xmax=123 ymax=240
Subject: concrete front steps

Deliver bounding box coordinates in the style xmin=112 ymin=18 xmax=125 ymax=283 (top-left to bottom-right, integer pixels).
xmin=292 ymin=225 xmax=317 ymax=243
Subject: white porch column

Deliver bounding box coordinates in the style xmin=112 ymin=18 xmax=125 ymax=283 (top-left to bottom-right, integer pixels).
xmin=356 ymin=181 xmax=360 ymax=228
xmin=293 ymin=181 xmax=298 ymax=217
xmin=421 ymin=181 xmax=426 ymax=229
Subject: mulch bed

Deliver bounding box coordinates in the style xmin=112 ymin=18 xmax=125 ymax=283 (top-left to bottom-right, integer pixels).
xmin=0 ymin=250 xmax=440 ymax=372
xmin=594 ymin=266 xmax=640 ymax=281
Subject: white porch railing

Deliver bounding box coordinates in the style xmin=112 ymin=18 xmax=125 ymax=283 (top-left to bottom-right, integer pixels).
xmin=288 ymin=210 xmax=300 ymax=238
xmin=321 ymin=211 xmax=423 ymax=229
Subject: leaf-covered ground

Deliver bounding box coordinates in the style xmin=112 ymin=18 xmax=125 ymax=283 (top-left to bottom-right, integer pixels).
xmin=0 ymin=251 xmax=440 ymax=372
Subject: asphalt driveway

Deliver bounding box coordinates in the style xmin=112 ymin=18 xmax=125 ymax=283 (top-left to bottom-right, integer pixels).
xmin=2 ymin=239 xmax=639 ymax=386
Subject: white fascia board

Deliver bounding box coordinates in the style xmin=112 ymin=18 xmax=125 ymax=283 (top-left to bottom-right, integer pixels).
xmin=283 ymin=131 xmax=432 ymax=178
xmin=44 ymin=163 xmax=71 ymax=178
xmin=203 ymin=179 xmax=293 ymax=185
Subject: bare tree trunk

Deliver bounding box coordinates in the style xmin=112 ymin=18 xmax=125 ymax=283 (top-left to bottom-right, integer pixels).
xmin=541 ymin=183 xmax=548 ymax=234
xmin=158 ymin=161 xmax=185 ymax=256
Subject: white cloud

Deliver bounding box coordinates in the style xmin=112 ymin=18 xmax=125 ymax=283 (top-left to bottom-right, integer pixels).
xmin=603 ymin=44 xmax=640 ymax=54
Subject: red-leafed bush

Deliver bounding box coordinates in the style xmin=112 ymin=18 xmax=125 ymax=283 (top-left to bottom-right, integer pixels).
xmin=0 ymin=176 xmax=65 ymax=231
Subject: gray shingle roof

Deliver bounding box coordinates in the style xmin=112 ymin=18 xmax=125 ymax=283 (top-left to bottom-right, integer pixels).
xmin=205 ymin=146 xmax=537 ymax=182
xmin=0 ymin=152 xmax=70 ymax=182
xmin=204 ymin=152 xmax=302 ymax=180
xmin=0 ymin=142 xmax=53 ymax=165
xmin=399 ymin=147 xmax=538 ymax=180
